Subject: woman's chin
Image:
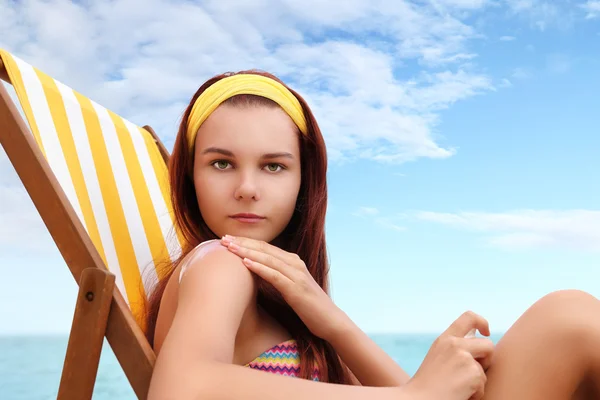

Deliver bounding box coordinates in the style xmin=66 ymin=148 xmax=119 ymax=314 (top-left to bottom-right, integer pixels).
xmin=216 ymin=223 xmax=279 ymax=243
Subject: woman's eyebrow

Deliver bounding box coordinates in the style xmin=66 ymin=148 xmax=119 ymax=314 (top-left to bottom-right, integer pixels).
xmin=262 ymin=152 xmax=294 ymax=160
xmin=201 ymin=147 xmax=234 ymax=157
xmin=201 ymin=147 xmax=294 ymax=160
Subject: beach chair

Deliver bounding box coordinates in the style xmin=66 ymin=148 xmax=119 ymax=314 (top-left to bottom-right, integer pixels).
xmin=0 ymin=49 xmax=183 ymax=399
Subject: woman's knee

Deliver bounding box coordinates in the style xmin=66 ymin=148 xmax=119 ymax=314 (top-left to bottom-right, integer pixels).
xmin=531 ymin=290 xmax=598 ymax=320
xmin=535 ymin=289 xmax=598 ymax=307
xmin=523 ymin=289 xmax=600 ymax=347
xmin=482 ymin=290 xmax=599 ymax=399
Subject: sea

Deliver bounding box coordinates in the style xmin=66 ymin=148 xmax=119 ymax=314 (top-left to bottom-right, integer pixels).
xmin=0 ymin=333 xmax=503 ymax=399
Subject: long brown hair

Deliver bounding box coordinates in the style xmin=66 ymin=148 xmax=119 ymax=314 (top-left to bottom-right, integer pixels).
xmin=145 ymin=70 xmax=352 ymax=384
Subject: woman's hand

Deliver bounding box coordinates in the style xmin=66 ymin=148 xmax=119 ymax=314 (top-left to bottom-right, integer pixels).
xmin=220 ymin=235 xmax=349 ymax=341
xmin=403 ymin=311 xmax=495 ymax=400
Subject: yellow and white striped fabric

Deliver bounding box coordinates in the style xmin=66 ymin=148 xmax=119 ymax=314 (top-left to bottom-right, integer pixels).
xmin=0 ymin=49 xmax=183 ymax=331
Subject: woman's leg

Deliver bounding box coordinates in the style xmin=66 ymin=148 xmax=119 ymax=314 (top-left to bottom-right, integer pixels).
xmin=483 ymin=290 xmax=600 ymax=400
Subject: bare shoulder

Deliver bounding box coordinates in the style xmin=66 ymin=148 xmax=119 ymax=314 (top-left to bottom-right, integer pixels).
xmin=177 ymin=246 xmax=256 ymax=304
xmin=154 ymin=245 xmax=256 ymax=354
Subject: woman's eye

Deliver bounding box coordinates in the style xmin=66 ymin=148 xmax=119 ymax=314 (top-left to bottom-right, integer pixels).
xmin=212 ymin=160 xmax=231 ymax=170
xmin=265 ymin=163 xmax=282 ymax=173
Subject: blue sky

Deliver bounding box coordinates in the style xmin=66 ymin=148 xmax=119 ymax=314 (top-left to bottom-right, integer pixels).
xmin=0 ymin=0 xmax=599 ymax=335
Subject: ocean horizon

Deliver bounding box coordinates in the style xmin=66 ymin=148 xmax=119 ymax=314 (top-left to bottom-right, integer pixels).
xmin=0 ymin=333 xmax=504 ymax=399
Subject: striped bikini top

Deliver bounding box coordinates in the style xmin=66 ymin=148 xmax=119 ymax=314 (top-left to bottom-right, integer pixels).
xmin=245 ymin=339 xmax=320 ymax=381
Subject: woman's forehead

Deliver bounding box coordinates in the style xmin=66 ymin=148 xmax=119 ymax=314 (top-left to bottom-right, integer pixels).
xmin=196 ymin=105 xmax=300 ymax=152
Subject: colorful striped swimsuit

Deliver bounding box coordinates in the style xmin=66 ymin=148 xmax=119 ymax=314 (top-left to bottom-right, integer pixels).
xmin=245 ymin=339 xmax=320 ymax=381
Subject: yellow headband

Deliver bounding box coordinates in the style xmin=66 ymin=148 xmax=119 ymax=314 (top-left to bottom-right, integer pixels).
xmin=186 ymin=74 xmax=308 ymax=156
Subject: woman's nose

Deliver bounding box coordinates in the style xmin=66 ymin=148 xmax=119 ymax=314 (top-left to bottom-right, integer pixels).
xmin=233 ymin=172 xmax=261 ymax=201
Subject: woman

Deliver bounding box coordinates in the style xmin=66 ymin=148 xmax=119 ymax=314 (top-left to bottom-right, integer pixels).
xmin=146 ymin=71 xmax=600 ymax=400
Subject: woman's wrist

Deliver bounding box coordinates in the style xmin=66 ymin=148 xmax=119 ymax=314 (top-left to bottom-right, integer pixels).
xmin=323 ymin=308 xmax=356 ymax=345
xmin=387 ymin=384 xmax=426 ymax=400
xmin=322 ymin=308 xmax=413 ymax=387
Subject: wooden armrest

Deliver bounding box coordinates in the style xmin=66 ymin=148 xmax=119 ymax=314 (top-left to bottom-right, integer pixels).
xmin=58 ymin=268 xmax=115 ymax=400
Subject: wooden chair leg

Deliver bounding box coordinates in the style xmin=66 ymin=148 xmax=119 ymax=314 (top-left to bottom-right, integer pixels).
xmin=57 ymin=268 xmax=115 ymax=400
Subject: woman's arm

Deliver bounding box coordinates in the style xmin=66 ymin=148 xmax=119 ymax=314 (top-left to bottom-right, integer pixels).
xmin=216 ymin=236 xmax=410 ymax=387
xmin=147 ymin=250 xmax=413 ymax=400
xmin=153 ymin=358 xmax=412 ymax=400
xmin=327 ymin=314 xmax=411 ymax=387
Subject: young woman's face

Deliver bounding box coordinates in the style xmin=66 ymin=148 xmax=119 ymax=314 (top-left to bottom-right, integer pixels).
xmin=192 ymin=104 xmax=302 ymax=243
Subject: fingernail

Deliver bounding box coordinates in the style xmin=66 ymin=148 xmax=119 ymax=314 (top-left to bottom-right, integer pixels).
xmin=243 ymin=258 xmax=253 ymax=266
xmin=224 ymin=234 xmax=236 ymax=241
xmin=228 ymin=243 xmax=240 ymax=251
xmin=221 ymin=236 xmax=231 ymax=244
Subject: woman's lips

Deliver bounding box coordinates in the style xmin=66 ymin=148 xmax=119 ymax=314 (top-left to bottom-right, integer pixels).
xmin=230 ymin=214 xmax=265 ymax=224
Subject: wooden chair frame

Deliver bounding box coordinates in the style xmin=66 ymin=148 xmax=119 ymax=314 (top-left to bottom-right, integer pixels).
xmin=0 ymin=59 xmax=169 ymax=399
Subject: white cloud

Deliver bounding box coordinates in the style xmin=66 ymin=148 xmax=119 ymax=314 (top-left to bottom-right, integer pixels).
xmin=374 ymin=218 xmax=407 ymax=232
xmin=581 ymin=1 xmax=600 ymax=19
xmin=438 ymin=0 xmax=490 ymax=8
xmin=0 ymin=0 xmax=497 ymax=167
xmin=414 ymin=210 xmax=600 ymax=251
xmin=8 ymin=0 xmax=588 ymax=253
xmin=411 ymin=70 xmax=493 ymax=112
xmin=504 ymin=0 xmax=536 ymax=12
xmin=499 ymin=35 xmax=517 ymax=41
xmin=0 ymin=0 xmax=502 ymax=252
xmin=503 ymin=0 xmax=574 ymax=31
